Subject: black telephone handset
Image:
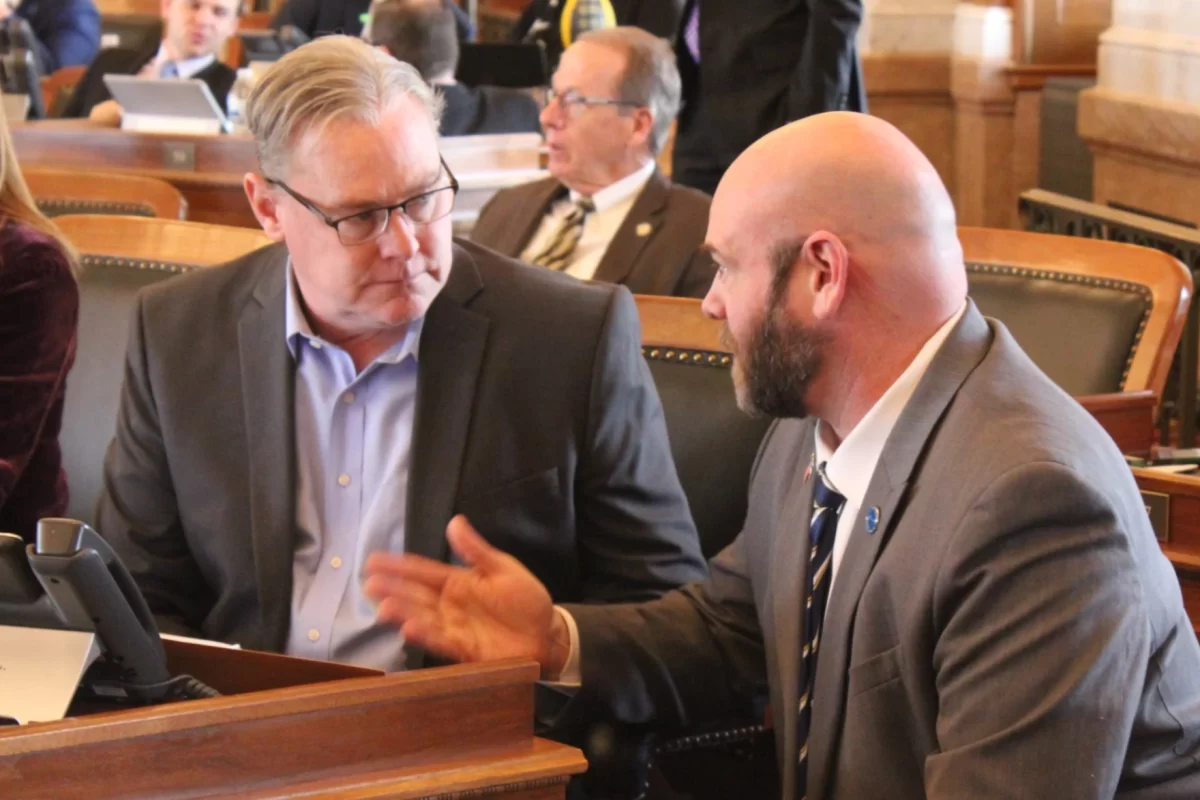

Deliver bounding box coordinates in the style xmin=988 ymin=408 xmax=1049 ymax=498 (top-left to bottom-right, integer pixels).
xmin=26 ymin=518 xmax=171 ymax=694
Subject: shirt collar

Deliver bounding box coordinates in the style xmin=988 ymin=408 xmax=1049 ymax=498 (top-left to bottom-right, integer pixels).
xmin=815 ymin=302 xmax=968 ymax=505
xmin=567 ymin=159 xmax=655 ymax=213
xmin=153 ymin=45 xmax=217 ymax=79
xmin=284 ymin=259 xmax=423 ymax=365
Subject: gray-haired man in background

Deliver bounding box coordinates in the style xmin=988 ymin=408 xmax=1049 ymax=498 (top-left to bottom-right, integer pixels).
xmin=96 ymin=35 xmax=706 ymax=670
xmin=470 ymin=26 xmax=715 ymax=299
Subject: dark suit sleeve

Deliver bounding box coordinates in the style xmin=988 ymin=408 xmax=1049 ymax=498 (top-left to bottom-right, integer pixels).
xmin=925 ymin=462 xmax=1154 ymax=797
xmin=271 ymin=0 xmax=318 ymax=36
xmin=23 ymin=0 xmax=101 ymax=73
xmin=60 ymin=48 xmax=121 ymax=118
xmin=95 ymin=293 xmax=213 ymax=638
xmin=568 ymin=518 xmax=766 ymax=728
xmin=574 ymin=287 xmax=708 ymax=602
xmin=786 ymin=0 xmax=863 ymax=120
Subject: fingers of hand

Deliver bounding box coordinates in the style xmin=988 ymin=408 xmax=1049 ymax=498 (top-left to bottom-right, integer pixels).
xmin=447 ymin=515 xmax=507 ymax=572
xmin=369 ymin=578 xmax=441 ymax=624
xmin=402 ymin=613 xmax=470 ymax=663
xmin=365 ymin=551 xmax=454 ymax=590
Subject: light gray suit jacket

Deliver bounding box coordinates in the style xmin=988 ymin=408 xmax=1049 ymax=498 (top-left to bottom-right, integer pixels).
xmin=97 ymin=239 xmax=707 ymax=664
xmin=570 ymin=302 xmax=1200 ymax=798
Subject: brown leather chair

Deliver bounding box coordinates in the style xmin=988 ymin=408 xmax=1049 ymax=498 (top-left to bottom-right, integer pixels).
xmin=54 ymin=215 xmax=272 ymax=523
xmin=635 ymin=296 xmax=771 ymax=560
xmin=959 ymin=226 xmax=1191 ymax=399
xmin=27 ymin=168 xmax=188 ymax=220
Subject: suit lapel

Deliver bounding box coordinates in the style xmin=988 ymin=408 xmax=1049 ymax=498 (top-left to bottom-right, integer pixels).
xmin=405 ymin=245 xmax=489 ymax=553
xmin=769 ymin=426 xmax=818 ymax=800
xmin=236 ymin=247 xmax=296 ymax=652
xmin=806 ymin=303 xmax=994 ymax=800
xmin=403 ymin=245 xmax=489 ymax=668
xmin=495 ymin=179 xmax=564 ymax=258
xmin=591 ymin=168 xmax=669 ymax=287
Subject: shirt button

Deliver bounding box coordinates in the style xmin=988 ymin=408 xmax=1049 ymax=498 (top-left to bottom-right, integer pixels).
xmin=330 ymin=556 xmax=343 ymax=569
xmin=309 ymin=339 xmax=323 ymax=349
xmin=337 ymin=473 xmax=351 ymax=487
xmin=308 ymin=629 xmax=320 ymax=642
xmin=342 ymin=391 xmax=355 ymax=404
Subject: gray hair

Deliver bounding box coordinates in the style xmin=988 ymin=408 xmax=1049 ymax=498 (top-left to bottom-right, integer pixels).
xmin=245 ymin=35 xmax=445 ymax=179
xmin=576 ymin=26 xmax=681 ymax=155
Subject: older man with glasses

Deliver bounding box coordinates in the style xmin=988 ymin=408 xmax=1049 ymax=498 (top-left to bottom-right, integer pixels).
xmin=470 ymin=26 xmax=715 ymax=299
xmin=95 ymin=35 xmax=706 ymax=673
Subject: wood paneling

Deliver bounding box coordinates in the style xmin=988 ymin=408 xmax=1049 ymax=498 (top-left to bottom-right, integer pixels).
xmin=1078 ymin=391 xmax=1157 ymax=456
xmin=11 ymin=121 xmax=260 ymax=228
xmin=0 ymin=659 xmax=586 ymax=799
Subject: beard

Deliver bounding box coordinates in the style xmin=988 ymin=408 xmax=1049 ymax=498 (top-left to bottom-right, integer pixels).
xmin=722 ymin=303 xmax=828 ymax=419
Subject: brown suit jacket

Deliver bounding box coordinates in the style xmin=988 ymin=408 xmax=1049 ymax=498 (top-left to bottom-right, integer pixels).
xmin=469 ymin=168 xmax=716 ymax=299
xmin=569 ymin=303 xmax=1200 ymax=799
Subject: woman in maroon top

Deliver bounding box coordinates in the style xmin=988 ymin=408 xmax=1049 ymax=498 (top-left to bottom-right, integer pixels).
xmin=0 ymin=109 xmax=79 ymax=542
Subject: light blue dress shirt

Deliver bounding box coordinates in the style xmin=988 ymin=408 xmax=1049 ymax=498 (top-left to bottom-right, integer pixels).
xmin=283 ymin=265 xmax=422 ymax=671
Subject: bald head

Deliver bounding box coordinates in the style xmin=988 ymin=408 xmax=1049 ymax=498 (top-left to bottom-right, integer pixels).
xmin=711 ymin=112 xmax=966 ymax=324
xmin=702 ymin=113 xmax=968 ymax=438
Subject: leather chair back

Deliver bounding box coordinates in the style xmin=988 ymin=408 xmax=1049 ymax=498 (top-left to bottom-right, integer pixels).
xmin=55 ymin=215 xmax=272 ymax=523
xmin=635 ymin=297 xmax=771 ymax=560
xmin=960 ymin=226 xmax=1191 ymax=398
xmin=28 ymin=168 xmax=188 ymax=220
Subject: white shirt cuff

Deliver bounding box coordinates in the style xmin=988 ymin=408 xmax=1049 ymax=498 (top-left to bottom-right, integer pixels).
xmin=549 ymin=605 xmax=582 ymax=686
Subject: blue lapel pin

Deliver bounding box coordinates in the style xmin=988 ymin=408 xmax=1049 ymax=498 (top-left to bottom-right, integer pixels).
xmin=865 ymin=506 xmax=880 ymax=534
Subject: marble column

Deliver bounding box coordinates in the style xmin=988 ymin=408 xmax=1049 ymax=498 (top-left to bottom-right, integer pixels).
xmin=1080 ymin=0 xmax=1200 ymax=225
xmin=861 ymin=0 xmax=960 ymax=197
xmin=950 ymin=1 xmax=1017 ymax=228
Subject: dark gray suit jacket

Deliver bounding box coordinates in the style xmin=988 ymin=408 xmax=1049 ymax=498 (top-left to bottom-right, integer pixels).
xmin=97 ymin=240 xmax=706 ymax=665
xmin=469 ymin=169 xmax=715 ymax=300
xmin=570 ymin=303 xmax=1200 ymax=798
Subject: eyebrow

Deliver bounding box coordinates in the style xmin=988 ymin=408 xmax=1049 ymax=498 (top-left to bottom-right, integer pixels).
xmin=322 ymin=164 xmax=444 ymax=215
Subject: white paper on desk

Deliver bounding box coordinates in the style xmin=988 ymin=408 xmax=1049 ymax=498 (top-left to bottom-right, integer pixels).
xmin=0 ymin=625 xmax=100 ymax=724
xmin=1139 ymin=464 xmax=1199 ymax=475
xmin=160 ymin=633 xmax=241 ymax=649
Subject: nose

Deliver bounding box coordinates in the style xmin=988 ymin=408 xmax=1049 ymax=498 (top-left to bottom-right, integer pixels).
xmin=539 ymin=99 xmax=560 ymax=130
xmin=701 ymin=278 xmax=725 ymax=320
xmin=375 ymin=209 xmax=420 ymax=260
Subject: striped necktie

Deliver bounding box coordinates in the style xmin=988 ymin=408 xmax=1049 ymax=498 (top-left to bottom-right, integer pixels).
xmin=797 ymin=463 xmax=844 ymax=798
xmin=530 ymin=197 xmax=595 ymax=271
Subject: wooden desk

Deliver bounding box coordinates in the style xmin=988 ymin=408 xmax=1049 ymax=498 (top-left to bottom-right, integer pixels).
xmin=1079 ymin=391 xmax=1157 ymax=457
xmin=11 ymin=120 xmax=259 ymax=228
xmin=1131 ymin=468 xmax=1200 ymax=635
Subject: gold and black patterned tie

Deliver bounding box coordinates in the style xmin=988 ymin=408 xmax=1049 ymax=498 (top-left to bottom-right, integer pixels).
xmin=530 ymin=197 xmax=595 ymax=271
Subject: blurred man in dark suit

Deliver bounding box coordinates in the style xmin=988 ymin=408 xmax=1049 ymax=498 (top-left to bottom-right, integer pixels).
xmin=366 ymin=0 xmax=540 ymax=136
xmin=275 ymin=0 xmax=474 ymax=41
xmin=672 ymin=0 xmax=866 ymax=195
xmin=62 ymin=0 xmax=240 ymax=123
xmin=4 ymin=0 xmax=100 ymax=73
xmin=471 ymin=27 xmax=714 ymax=299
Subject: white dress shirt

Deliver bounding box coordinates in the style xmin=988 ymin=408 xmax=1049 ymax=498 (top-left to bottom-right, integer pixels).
xmin=141 ymin=45 xmax=216 ymax=80
xmin=554 ymin=302 xmax=969 ymax=683
xmin=520 ymin=160 xmax=656 ymax=281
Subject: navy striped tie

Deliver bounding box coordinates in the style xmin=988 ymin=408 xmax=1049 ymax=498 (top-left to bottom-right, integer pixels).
xmin=797 ymin=463 xmax=844 ymax=798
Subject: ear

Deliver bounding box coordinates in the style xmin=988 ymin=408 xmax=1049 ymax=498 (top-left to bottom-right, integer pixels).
xmin=628 ymin=107 xmax=654 ymax=152
xmin=160 ymin=0 xmax=171 ymax=19
xmin=244 ymin=173 xmax=287 ymax=242
xmin=803 ymin=232 xmax=849 ymax=321
xmin=375 ymin=44 xmax=392 ymax=58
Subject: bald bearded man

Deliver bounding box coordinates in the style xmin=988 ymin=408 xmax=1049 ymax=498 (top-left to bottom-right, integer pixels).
xmin=363 ymin=113 xmax=1200 ymax=799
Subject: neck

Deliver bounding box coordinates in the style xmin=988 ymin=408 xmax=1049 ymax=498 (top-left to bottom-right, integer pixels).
xmin=564 ymin=155 xmax=651 ymax=198
xmin=300 ymin=297 xmax=409 ymax=374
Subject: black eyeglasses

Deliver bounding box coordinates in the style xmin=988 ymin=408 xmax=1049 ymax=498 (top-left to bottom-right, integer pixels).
xmin=267 ymin=156 xmax=460 ymax=246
